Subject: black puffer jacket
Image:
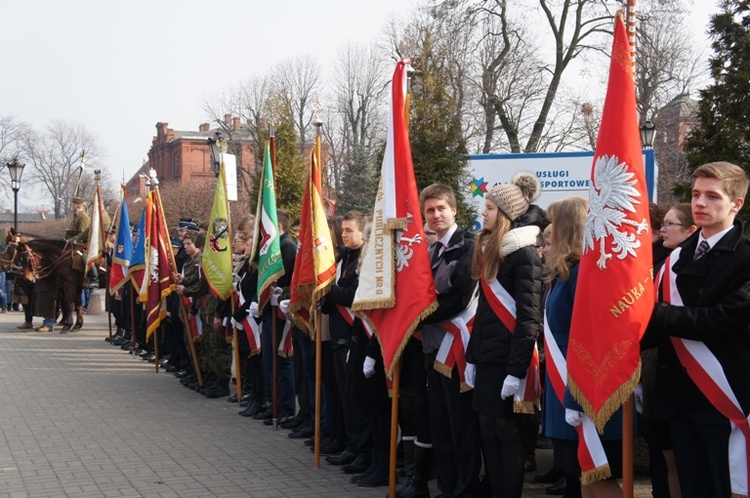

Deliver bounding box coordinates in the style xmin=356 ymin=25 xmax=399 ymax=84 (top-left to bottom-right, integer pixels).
xmin=466 ymin=239 xmax=543 ymax=379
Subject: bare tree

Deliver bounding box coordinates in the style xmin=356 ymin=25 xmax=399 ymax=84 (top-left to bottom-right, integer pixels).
xmin=21 ymin=120 xmax=104 ymax=219
xmin=0 ymin=114 xmax=31 ymax=201
xmin=272 ymin=55 xmax=321 ymax=149
xmin=635 ymin=0 xmax=705 ymax=121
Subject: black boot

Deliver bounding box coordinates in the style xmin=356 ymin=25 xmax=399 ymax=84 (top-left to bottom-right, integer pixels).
xmin=397 ymin=444 xmax=431 ymax=497
xmin=343 ymin=451 xmax=372 ymax=474
xmin=350 ymin=450 xmax=378 ymax=482
xmin=356 ymin=450 xmax=389 ymax=487
xmin=398 ymin=438 xmax=415 ymax=479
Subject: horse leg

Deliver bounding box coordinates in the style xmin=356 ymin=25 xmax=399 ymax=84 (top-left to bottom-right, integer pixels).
xmin=73 ymin=286 xmax=84 ymax=330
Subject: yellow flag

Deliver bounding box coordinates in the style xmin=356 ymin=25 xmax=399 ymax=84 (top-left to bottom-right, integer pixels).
xmin=202 ymin=166 xmax=233 ymax=300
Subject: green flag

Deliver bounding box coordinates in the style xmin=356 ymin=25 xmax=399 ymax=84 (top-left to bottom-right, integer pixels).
xmin=202 ymin=165 xmax=233 ymax=300
xmin=253 ymin=144 xmax=285 ymax=310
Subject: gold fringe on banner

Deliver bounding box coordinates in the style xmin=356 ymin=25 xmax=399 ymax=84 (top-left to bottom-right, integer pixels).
xmin=580 ymin=464 xmax=612 ymax=486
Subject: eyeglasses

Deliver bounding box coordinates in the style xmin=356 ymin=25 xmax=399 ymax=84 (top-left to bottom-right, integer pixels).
xmin=662 ymin=221 xmax=684 ymax=228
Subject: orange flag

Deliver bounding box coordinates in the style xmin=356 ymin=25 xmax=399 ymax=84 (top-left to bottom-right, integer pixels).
xmin=568 ymin=13 xmax=654 ymax=431
xmin=351 ymin=60 xmax=438 ymax=376
xmin=288 ymin=142 xmax=337 ymax=335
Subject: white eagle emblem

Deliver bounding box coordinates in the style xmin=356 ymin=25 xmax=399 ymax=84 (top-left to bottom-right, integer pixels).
xmin=584 ymin=155 xmax=649 ymax=270
xmin=149 ymin=246 xmax=159 ymax=283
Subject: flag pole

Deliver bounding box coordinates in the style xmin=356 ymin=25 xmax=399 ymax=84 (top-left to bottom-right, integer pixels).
xmin=624 ymin=3 xmax=637 ymax=497
xmin=220 ymin=151 xmax=242 ymax=402
xmin=149 ymin=182 xmax=160 ymax=374
xmin=270 ymin=124 xmax=280 ymax=431
xmin=159 ymin=189 xmax=203 ymax=387
xmin=312 ymin=120 xmax=324 ymax=468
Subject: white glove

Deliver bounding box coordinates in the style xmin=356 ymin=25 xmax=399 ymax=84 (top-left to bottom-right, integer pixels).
xmin=565 ymin=408 xmax=584 ymax=427
xmin=346 ymin=349 xmax=350 ymax=364
xmin=500 ymin=375 xmax=521 ymax=400
xmin=230 ymin=317 xmax=243 ymax=331
xmin=249 ymin=301 xmax=259 ymax=317
xmin=270 ymin=287 xmax=283 ymax=306
xmin=634 ymin=384 xmax=644 ymax=415
xmin=363 ymin=356 xmax=376 ymax=378
xmin=279 ymin=299 xmax=290 ymax=316
xmin=464 ymin=363 xmax=476 ymax=389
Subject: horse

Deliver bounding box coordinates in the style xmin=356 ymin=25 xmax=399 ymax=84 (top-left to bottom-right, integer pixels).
xmin=1 ymin=229 xmax=85 ymax=332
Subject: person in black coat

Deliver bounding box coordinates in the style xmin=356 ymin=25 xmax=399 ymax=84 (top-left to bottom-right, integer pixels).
xmin=419 ymin=183 xmax=479 ymax=498
xmin=466 ymin=172 xmax=544 ymax=498
xmin=643 ymin=161 xmax=750 ymax=498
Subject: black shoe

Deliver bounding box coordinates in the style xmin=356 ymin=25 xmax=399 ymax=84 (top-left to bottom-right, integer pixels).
xmin=239 ymin=394 xmax=253 ymax=407
xmin=174 ymin=370 xmax=191 ymax=379
xmin=534 ymin=468 xmax=563 ymax=484
xmin=316 ymin=440 xmax=344 ymax=455
xmin=112 ymin=337 xmax=128 ymax=346
xmin=343 ymin=453 xmax=372 ymax=474
xmin=326 ymin=450 xmax=357 ymax=466
xmin=227 ymin=394 xmax=239 ymax=403
xmin=205 ymin=384 xmax=230 ymax=399
xmin=240 ymin=401 xmax=264 ymax=417
xmin=253 ymin=407 xmax=273 ymax=420
xmin=263 ymin=413 xmax=293 ymax=426
xmin=288 ymin=426 xmax=314 ymax=439
xmin=546 ymin=475 xmax=567 ymax=495
xmin=120 ymin=340 xmax=132 ymax=350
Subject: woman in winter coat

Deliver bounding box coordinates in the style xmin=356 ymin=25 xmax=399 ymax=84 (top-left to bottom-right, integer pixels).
xmin=466 ymin=172 xmax=545 ymax=498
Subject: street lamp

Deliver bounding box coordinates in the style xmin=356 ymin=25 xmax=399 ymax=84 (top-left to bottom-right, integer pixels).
xmin=6 ymin=157 xmax=26 ymax=232
xmin=639 ymin=120 xmax=656 ymax=149
xmin=207 ymin=131 xmax=227 ymax=177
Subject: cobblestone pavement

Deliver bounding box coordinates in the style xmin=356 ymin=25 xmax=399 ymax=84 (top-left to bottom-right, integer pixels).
xmin=0 ymin=296 xmax=653 ymax=497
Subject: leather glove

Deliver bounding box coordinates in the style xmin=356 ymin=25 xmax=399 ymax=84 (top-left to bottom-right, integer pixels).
xmin=270 ymin=287 xmax=283 ymax=306
xmin=249 ymin=301 xmax=259 ymax=317
xmin=363 ymin=356 xmax=376 ymax=378
xmin=464 ymin=363 xmax=476 ymax=389
xmin=500 ymin=374 xmax=521 ymax=400
xmin=230 ymin=317 xmax=243 ymax=331
xmin=565 ymin=408 xmax=584 ymax=427
xmin=279 ymin=299 xmax=290 ymax=316
xmin=634 ymin=384 xmax=644 ymax=415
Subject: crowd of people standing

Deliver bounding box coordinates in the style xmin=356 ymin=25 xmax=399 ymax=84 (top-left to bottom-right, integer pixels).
xmin=3 ymin=159 xmax=749 ymax=498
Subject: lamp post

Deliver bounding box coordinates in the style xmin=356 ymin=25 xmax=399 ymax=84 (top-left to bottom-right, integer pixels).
xmin=639 ymin=120 xmax=656 ymax=149
xmin=6 ymin=158 xmax=26 ymax=232
xmin=207 ymin=131 xmax=227 ymax=177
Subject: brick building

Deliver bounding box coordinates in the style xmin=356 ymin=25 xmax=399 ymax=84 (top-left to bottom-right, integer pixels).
xmin=126 ymin=115 xmax=256 ymax=201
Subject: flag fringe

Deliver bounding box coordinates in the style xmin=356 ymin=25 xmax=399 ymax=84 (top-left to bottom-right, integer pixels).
xmin=580 ymin=464 xmax=612 ymax=486
xmin=569 ymin=361 xmax=641 ymax=434
xmin=351 ymin=297 xmax=395 ymax=311
xmin=459 ymin=381 xmax=473 ymax=393
xmin=382 ymin=300 xmax=438 ymax=378
xmin=730 ymin=493 xmax=749 ymax=498
xmin=385 ymin=218 xmax=407 ymax=230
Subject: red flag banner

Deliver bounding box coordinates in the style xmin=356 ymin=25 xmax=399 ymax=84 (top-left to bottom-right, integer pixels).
xmin=351 ymin=60 xmax=438 ymax=376
xmin=568 ymin=13 xmax=654 ymax=431
xmin=289 ymin=142 xmax=337 ymax=335
xmin=145 ymin=189 xmax=176 ymax=340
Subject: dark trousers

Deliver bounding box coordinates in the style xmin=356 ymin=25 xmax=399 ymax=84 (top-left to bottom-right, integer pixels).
xmin=427 ymin=359 xmax=481 ymax=498
xmin=295 ymin=331 xmax=315 ymax=426
xmin=261 ymin=316 xmax=295 ymax=415
xmin=668 ymin=406 xmax=731 ymax=498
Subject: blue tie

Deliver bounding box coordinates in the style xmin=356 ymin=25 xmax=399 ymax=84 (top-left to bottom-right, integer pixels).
xmin=693 ymin=240 xmax=710 ymax=261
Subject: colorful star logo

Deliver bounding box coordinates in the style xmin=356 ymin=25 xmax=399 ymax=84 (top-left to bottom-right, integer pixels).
xmin=470 ymin=177 xmax=489 ymax=197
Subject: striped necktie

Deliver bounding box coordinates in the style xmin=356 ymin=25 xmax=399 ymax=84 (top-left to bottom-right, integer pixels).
xmin=693 ymin=240 xmax=710 ymax=261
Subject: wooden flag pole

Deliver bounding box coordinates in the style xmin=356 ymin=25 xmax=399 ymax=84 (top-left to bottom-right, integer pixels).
xmin=388 ymin=362 xmax=401 ymax=498
xmin=623 ymin=2 xmax=637 ymax=497
xmin=314 ymin=309 xmax=322 ymax=468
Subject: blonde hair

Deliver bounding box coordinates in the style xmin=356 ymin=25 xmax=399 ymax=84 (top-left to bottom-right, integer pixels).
xmin=471 ymin=212 xmax=512 ymax=282
xmin=694 ymin=161 xmax=749 ymax=201
xmin=545 ymin=197 xmax=588 ymax=281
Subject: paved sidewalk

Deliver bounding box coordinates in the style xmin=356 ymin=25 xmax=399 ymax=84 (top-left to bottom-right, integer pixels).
xmin=0 ymin=301 xmax=652 ymax=497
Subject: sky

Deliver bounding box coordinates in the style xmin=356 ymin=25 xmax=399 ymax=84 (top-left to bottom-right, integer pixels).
xmin=0 ymin=0 xmax=722 ymax=212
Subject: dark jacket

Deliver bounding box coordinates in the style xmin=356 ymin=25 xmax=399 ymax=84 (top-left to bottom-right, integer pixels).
xmin=322 ymin=245 xmax=362 ymax=348
xmin=643 ymin=221 xmax=750 ymax=413
xmin=262 ymin=231 xmax=296 ymax=318
xmin=420 ymin=227 xmax=477 ymax=354
xmin=466 ymin=241 xmax=542 ymax=380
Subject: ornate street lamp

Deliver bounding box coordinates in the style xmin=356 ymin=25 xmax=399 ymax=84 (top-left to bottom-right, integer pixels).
xmin=207 ymin=131 xmax=227 ymax=177
xmin=639 ymin=120 xmax=656 ymax=149
xmin=6 ymin=157 xmax=26 ymax=231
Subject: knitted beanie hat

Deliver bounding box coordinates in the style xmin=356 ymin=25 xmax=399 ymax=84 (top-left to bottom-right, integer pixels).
xmin=486 ymin=172 xmax=541 ymax=221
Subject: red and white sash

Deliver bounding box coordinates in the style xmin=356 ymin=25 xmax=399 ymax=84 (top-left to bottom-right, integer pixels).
xmin=434 ymin=297 xmax=478 ymax=392
xmin=481 ymin=278 xmax=541 ymax=414
xmin=276 ymin=308 xmax=294 ymax=357
xmin=236 ymin=292 xmax=261 ymax=355
xmin=657 ymin=247 xmax=750 ymax=497
xmin=544 ymin=309 xmax=610 ymax=485
xmin=181 ymin=296 xmax=203 ymax=338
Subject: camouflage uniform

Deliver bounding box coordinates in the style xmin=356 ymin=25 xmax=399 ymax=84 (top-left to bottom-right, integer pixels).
xmin=182 ymin=252 xmax=205 ymax=370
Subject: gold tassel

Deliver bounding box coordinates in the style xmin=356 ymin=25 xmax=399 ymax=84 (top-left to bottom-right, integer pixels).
xmin=580 ymin=464 xmax=611 ymax=486
xmin=433 ymin=361 xmax=453 ymax=378
xmin=513 ymin=400 xmax=536 ymax=415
